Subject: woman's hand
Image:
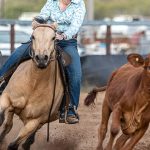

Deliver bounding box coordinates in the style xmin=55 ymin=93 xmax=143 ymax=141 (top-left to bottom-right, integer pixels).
xmin=55 ymin=33 xmax=67 ymax=40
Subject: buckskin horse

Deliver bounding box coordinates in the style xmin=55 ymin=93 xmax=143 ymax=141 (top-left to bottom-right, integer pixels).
xmin=0 ymin=23 xmax=69 ymax=150
xmin=85 ymin=54 xmax=150 ymax=150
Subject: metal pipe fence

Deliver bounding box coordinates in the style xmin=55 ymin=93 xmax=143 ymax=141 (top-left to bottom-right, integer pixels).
xmin=1 ymin=19 xmax=150 ymax=55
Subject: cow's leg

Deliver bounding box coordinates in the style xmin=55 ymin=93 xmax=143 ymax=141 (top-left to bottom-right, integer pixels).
xmin=97 ymin=97 xmax=111 ymax=150
xmin=105 ymin=104 xmax=121 ymax=150
xmin=113 ymin=133 xmax=130 ymax=150
xmin=120 ymin=124 xmax=149 ymax=150
xmin=7 ymin=119 xmax=40 ymax=150
xmin=0 ymin=110 xmax=14 ymax=142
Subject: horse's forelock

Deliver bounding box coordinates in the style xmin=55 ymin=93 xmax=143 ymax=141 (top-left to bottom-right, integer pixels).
xmin=31 ymin=25 xmax=56 ymax=60
xmin=33 ymin=24 xmax=57 ymax=32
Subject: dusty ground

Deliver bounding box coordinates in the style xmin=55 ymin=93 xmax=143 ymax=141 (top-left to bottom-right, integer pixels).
xmin=0 ymin=92 xmax=150 ymax=150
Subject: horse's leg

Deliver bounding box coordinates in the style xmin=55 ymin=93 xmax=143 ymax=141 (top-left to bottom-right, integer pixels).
xmin=0 ymin=110 xmax=14 ymax=142
xmin=22 ymin=123 xmax=42 ymax=150
xmin=22 ymin=132 xmax=36 ymax=150
xmin=120 ymin=124 xmax=149 ymax=150
xmin=22 ymin=123 xmax=43 ymax=150
xmin=97 ymin=97 xmax=111 ymax=150
xmin=104 ymin=104 xmax=121 ymax=150
xmin=7 ymin=119 xmax=40 ymax=150
xmin=0 ymin=94 xmax=10 ymax=126
xmin=113 ymin=133 xmax=130 ymax=150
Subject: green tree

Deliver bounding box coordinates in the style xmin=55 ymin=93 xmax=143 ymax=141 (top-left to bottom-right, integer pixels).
xmin=4 ymin=0 xmax=45 ymax=18
xmin=94 ymin=0 xmax=150 ymax=19
xmin=3 ymin=0 xmax=150 ymax=19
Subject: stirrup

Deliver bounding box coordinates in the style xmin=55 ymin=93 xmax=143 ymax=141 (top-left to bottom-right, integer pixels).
xmin=59 ymin=106 xmax=79 ymax=124
xmin=59 ymin=113 xmax=79 ymax=124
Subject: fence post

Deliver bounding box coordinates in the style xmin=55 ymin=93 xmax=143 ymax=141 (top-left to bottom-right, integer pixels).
xmin=106 ymin=25 xmax=111 ymax=55
xmin=10 ymin=24 xmax=15 ymax=52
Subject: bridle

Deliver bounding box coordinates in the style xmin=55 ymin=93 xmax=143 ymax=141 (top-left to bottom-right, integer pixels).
xmin=29 ymin=24 xmax=57 ymax=63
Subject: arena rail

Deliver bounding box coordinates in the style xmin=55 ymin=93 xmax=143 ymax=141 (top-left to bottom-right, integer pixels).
xmin=1 ymin=19 xmax=150 ymax=54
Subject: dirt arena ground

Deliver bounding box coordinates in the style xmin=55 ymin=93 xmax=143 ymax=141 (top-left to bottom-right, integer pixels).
xmin=0 ymin=91 xmax=150 ymax=150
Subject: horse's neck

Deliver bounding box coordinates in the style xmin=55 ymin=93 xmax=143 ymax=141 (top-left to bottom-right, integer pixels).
xmin=29 ymin=61 xmax=57 ymax=85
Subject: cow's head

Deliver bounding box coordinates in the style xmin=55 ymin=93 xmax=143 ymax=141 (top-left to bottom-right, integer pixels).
xmin=127 ymin=53 xmax=150 ymax=71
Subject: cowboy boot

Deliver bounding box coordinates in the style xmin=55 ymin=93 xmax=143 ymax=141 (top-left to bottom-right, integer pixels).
xmin=59 ymin=106 xmax=79 ymax=124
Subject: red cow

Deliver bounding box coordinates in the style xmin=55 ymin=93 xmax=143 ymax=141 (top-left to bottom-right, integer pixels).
xmin=85 ymin=53 xmax=150 ymax=150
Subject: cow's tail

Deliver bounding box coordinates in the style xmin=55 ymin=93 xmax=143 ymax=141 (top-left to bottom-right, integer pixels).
xmin=84 ymin=86 xmax=106 ymax=106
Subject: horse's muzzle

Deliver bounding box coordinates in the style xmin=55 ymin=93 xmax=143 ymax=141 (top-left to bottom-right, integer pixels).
xmin=34 ymin=55 xmax=49 ymax=69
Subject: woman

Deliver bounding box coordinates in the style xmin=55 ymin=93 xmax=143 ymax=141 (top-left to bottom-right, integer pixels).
xmin=0 ymin=0 xmax=86 ymax=124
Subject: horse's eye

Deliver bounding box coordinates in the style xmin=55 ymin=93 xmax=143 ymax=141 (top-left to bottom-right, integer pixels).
xmin=52 ymin=37 xmax=55 ymax=40
xmin=32 ymin=35 xmax=35 ymax=40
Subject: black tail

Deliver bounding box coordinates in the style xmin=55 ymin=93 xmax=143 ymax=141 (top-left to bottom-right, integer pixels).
xmin=84 ymin=86 xmax=106 ymax=106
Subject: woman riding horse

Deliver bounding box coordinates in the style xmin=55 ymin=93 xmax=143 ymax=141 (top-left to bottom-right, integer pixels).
xmin=0 ymin=0 xmax=86 ymax=124
xmin=0 ymin=23 xmax=66 ymax=150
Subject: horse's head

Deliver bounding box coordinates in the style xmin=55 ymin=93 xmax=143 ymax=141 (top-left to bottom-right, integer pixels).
xmin=31 ymin=23 xmax=57 ymax=69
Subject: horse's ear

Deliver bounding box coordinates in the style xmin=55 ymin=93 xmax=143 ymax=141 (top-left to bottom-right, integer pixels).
xmin=32 ymin=20 xmax=40 ymax=30
xmin=50 ymin=22 xmax=58 ymax=30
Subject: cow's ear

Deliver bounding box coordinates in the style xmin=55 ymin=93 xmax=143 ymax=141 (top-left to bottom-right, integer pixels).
xmin=127 ymin=53 xmax=144 ymax=67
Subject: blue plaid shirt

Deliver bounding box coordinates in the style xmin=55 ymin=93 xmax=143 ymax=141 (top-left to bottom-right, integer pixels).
xmin=39 ymin=0 xmax=86 ymax=40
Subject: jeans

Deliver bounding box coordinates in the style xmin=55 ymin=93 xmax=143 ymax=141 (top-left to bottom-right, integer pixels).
xmin=57 ymin=40 xmax=82 ymax=115
xmin=0 ymin=43 xmax=30 ymax=76
xmin=0 ymin=39 xmax=82 ymax=115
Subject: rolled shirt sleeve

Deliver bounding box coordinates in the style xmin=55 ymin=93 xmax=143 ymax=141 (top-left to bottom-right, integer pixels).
xmin=64 ymin=1 xmax=86 ymax=39
xmin=39 ymin=0 xmax=52 ymax=20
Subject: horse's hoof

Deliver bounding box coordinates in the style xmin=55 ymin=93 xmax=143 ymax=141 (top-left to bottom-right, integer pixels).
xmin=7 ymin=143 xmax=18 ymax=150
